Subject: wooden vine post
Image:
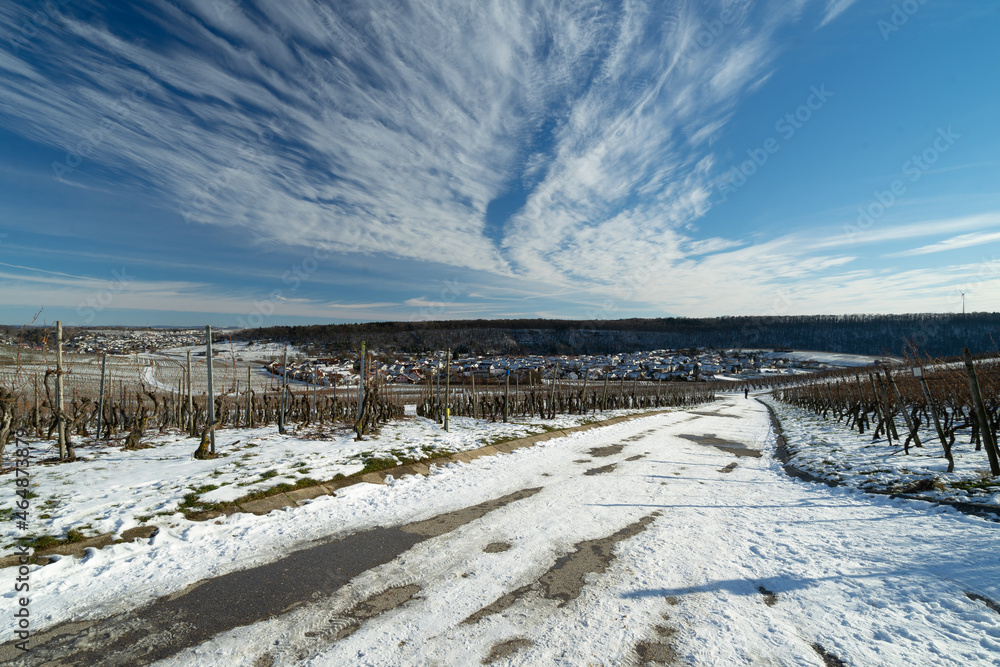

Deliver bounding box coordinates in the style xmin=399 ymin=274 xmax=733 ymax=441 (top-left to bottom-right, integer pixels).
xmin=278 ymin=347 xmax=287 ymax=435
xmin=92 ymin=351 xmax=105 ymax=440
xmin=962 ymin=348 xmax=1000 ymax=476
xmin=444 ymin=347 xmax=451 ymax=431
xmin=186 ymin=350 xmax=194 ymax=436
xmin=434 ymin=359 xmax=440 ymax=421
xmin=355 ymin=341 xmax=366 ymax=440
xmin=913 ymin=366 xmax=952 ymax=472
xmin=193 ymin=325 xmax=217 ymax=459
xmin=885 ymin=367 xmax=921 ymax=451
xmin=601 ymin=371 xmax=609 ymax=412
xmin=444 ymin=348 xmax=451 ymax=431
xmin=548 ymin=363 xmax=558 ymax=419
xmin=247 ymin=366 xmax=253 ymax=428
xmin=55 ymin=321 xmax=67 ymax=459
xmin=503 ymin=366 xmax=509 ymax=423
xmin=312 ymin=368 xmax=318 ymax=421
xmin=207 ymin=326 xmax=216 ymax=454
xmin=33 ymin=377 xmax=40 ymax=438
xmin=868 ymin=371 xmax=895 ymax=445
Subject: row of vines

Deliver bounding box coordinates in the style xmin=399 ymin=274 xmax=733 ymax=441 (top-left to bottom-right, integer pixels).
xmin=417 ymin=373 xmax=717 ymax=422
xmin=0 ymin=346 xmax=403 ymax=465
xmin=775 ymin=352 xmax=1000 ymax=474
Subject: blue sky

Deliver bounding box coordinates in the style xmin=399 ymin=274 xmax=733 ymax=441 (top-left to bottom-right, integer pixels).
xmin=1 ymin=0 xmax=998 ymax=328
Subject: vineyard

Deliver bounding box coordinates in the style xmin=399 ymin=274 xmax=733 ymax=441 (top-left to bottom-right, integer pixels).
xmin=1 ymin=339 xmax=727 ymax=467
xmin=3 ymin=324 xmax=952 ymax=472
xmin=0 ymin=355 xmax=721 ymax=466
xmin=416 ymin=373 xmax=716 ymax=422
xmin=774 ymin=350 xmax=1000 ymax=476
xmin=0 ymin=333 xmax=404 ymax=465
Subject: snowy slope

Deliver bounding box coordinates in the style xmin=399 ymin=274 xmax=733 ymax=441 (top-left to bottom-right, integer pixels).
xmin=766 ymin=396 xmax=1000 ymax=507
xmin=1 ymin=407 xmax=662 ymax=559
xmin=4 ymin=396 xmax=998 ymax=666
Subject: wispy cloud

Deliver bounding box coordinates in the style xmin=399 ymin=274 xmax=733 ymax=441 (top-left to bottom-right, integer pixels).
xmin=886 ymin=230 xmax=1000 ymax=258
xmin=819 ymin=0 xmax=861 ymax=27
xmin=7 ymin=0 xmax=951 ymax=321
xmin=811 ymin=213 xmax=1000 ymax=250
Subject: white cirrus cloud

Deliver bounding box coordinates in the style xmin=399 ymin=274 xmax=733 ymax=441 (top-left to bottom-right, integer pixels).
xmin=1 ymin=0 xmax=896 ymax=319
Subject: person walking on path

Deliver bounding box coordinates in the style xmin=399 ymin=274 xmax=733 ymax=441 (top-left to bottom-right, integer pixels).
xmin=744 ymin=387 xmax=749 ymax=399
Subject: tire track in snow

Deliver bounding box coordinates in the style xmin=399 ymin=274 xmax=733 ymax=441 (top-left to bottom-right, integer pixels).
xmin=2 ymin=488 xmax=542 ymax=666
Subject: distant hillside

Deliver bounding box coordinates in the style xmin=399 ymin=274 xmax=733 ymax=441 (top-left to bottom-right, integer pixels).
xmin=232 ymin=313 xmax=1000 ymax=358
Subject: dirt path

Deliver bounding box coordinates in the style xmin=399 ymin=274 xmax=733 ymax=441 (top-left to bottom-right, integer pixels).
xmin=6 ymin=396 xmax=999 ymax=666
xmin=2 ymin=489 xmax=542 ymax=665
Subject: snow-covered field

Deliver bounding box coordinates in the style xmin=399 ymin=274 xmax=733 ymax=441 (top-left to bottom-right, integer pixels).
xmin=0 ymin=340 xmax=299 ymax=400
xmin=765 ymin=396 xmax=1000 ymax=508
xmin=3 ymin=394 xmax=999 ymax=665
xmin=1 ymin=407 xmax=661 ymax=559
xmin=159 ymin=340 xmax=301 ymax=364
xmin=758 ymin=350 xmax=895 ymax=367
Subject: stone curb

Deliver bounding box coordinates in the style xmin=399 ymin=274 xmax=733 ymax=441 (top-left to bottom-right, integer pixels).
xmin=3 ymin=408 xmax=677 ymax=569
xmin=0 ymin=526 xmax=159 ymax=569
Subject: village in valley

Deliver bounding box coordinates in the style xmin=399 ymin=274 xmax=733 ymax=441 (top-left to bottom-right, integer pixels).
xmin=263 ymin=347 xmax=837 ymax=388
xmin=0 ymin=327 xmax=879 ymax=401
xmin=0 ymin=328 xmax=206 ymax=355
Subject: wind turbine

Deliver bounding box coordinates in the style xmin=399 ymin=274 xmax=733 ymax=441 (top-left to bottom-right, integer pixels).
xmin=960 ymin=290 xmax=967 ymax=315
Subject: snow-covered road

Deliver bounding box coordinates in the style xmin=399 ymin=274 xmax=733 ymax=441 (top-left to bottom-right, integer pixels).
xmin=6 ymin=395 xmax=1000 ymax=666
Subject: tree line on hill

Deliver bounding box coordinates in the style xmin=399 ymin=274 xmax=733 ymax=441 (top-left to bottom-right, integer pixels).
xmin=230 ymin=313 xmax=1000 ymax=358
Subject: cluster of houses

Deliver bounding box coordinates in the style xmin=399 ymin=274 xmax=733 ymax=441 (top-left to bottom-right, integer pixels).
xmin=65 ymin=329 xmax=207 ymax=354
xmin=263 ymin=349 xmax=825 ymax=387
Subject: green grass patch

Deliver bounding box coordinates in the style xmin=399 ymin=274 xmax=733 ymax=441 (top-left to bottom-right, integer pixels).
xmin=420 ymin=445 xmax=453 ymax=459
xmin=359 ymin=457 xmax=399 ymax=474
xmin=64 ymin=529 xmax=86 ymax=543
xmin=952 ymin=478 xmax=1000 ymax=492
xmin=176 ymin=492 xmax=227 ymax=515
xmin=236 ymin=482 xmax=296 ymax=503
xmin=484 ymin=434 xmax=523 ymax=447
xmin=25 ymin=535 xmax=60 ymax=549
